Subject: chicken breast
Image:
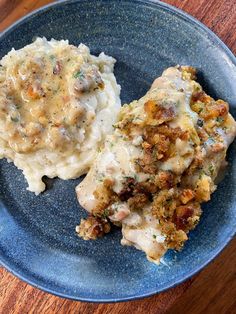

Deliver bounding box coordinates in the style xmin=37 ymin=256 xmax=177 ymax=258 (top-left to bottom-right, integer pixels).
xmin=76 ymin=66 xmax=236 ymax=264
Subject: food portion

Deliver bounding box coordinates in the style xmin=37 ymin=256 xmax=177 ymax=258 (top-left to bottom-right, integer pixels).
xmin=76 ymin=66 xmax=236 ymax=263
xmin=0 ymin=38 xmax=121 ymax=194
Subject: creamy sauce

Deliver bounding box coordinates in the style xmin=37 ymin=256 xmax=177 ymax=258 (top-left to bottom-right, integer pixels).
xmin=76 ymin=133 xmax=149 ymax=211
xmin=109 ymin=202 xmax=130 ymax=221
xmin=160 ymin=138 xmax=194 ymax=174
xmin=98 ymin=135 xmax=148 ymax=193
xmin=151 ymin=67 xmax=199 ymax=131
xmin=0 ymin=38 xmax=121 ymax=194
xmin=121 ymin=207 xmax=167 ymax=263
xmin=1 ymin=40 xmax=106 ymax=153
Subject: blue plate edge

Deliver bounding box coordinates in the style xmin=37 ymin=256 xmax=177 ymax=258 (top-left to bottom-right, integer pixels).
xmin=0 ymin=0 xmax=235 ymax=303
xmin=0 ymin=234 xmax=234 ymax=303
xmin=0 ymin=0 xmax=236 ymax=65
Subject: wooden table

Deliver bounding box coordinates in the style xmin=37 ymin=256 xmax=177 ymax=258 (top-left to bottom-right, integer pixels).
xmin=0 ymin=1 xmax=235 ymax=313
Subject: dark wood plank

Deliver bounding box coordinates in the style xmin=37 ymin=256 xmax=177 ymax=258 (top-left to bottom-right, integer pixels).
xmin=0 ymin=0 xmax=53 ymax=32
xmin=164 ymin=0 xmax=236 ymax=53
xmin=167 ymin=238 xmax=236 ymax=314
xmin=0 ymin=267 xmax=193 ymax=314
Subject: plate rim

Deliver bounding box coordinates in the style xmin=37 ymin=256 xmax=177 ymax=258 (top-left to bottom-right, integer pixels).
xmin=1 ymin=0 xmax=236 ymax=66
xmin=0 ymin=0 xmax=235 ymax=303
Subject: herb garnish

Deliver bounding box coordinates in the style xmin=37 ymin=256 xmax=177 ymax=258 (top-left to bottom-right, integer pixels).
xmin=74 ymin=70 xmax=85 ymax=80
xmin=11 ymin=116 xmax=19 ymax=122
xmin=216 ymin=117 xmax=224 ymax=123
xmin=209 ymin=164 xmax=214 ymax=176
xmin=102 ymin=208 xmax=109 ymax=219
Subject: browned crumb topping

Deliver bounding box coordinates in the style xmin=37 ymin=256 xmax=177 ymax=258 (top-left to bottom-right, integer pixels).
xmin=144 ymin=100 xmax=176 ymax=125
xmin=92 ymin=178 xmax=117 ymax=216
xmin=76 ymin=216 xmax=111 ymax=240
xmin=136 ymin=124 xmax=189 ymax=174
xmin=77 ymin=66 xmax=233 ymax=253
xmin=180 ymin=65 xmax=197 ymax=80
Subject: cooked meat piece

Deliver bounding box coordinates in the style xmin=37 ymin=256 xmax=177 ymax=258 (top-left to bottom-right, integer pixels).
xmin=76 ymin=66 xmax=236 ymax=264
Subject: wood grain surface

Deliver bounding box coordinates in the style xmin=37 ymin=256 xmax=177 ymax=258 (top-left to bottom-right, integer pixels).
xmin=0 ymin=0 xmax=235 ymax=313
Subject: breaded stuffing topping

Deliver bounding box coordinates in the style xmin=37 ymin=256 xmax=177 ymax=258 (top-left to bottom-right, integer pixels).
xmin=76 ymin=66 xmax=236 ymax=263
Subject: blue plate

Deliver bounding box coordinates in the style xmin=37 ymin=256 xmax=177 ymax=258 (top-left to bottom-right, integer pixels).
xmin=0 ymin=0 xmax=235 ymax=302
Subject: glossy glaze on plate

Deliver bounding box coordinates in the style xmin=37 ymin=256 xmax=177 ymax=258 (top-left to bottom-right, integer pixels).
xmin=0 ymin=0 xmax=235 ymax=302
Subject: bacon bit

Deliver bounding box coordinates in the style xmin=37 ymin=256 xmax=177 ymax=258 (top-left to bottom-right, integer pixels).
xmin=109 ymin=206 xmax=130 ymax=222
xmin=118 ymin=177 xmax=136 ymax=201
xmin=174 ymin=205 xmax=194 ymax=230
xmin=180 ymin=189 xmax=195 ymax=204
xmin=157 ymin=107 xmax=175 ymax=123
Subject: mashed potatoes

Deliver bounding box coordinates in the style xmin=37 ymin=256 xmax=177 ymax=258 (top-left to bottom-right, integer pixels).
xmin=0 ymin=38 xmax=121 ymax=194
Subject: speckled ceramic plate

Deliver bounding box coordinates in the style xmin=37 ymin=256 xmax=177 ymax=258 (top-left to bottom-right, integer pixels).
xmin=0 ymin=0 xmax=235 ymax=302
